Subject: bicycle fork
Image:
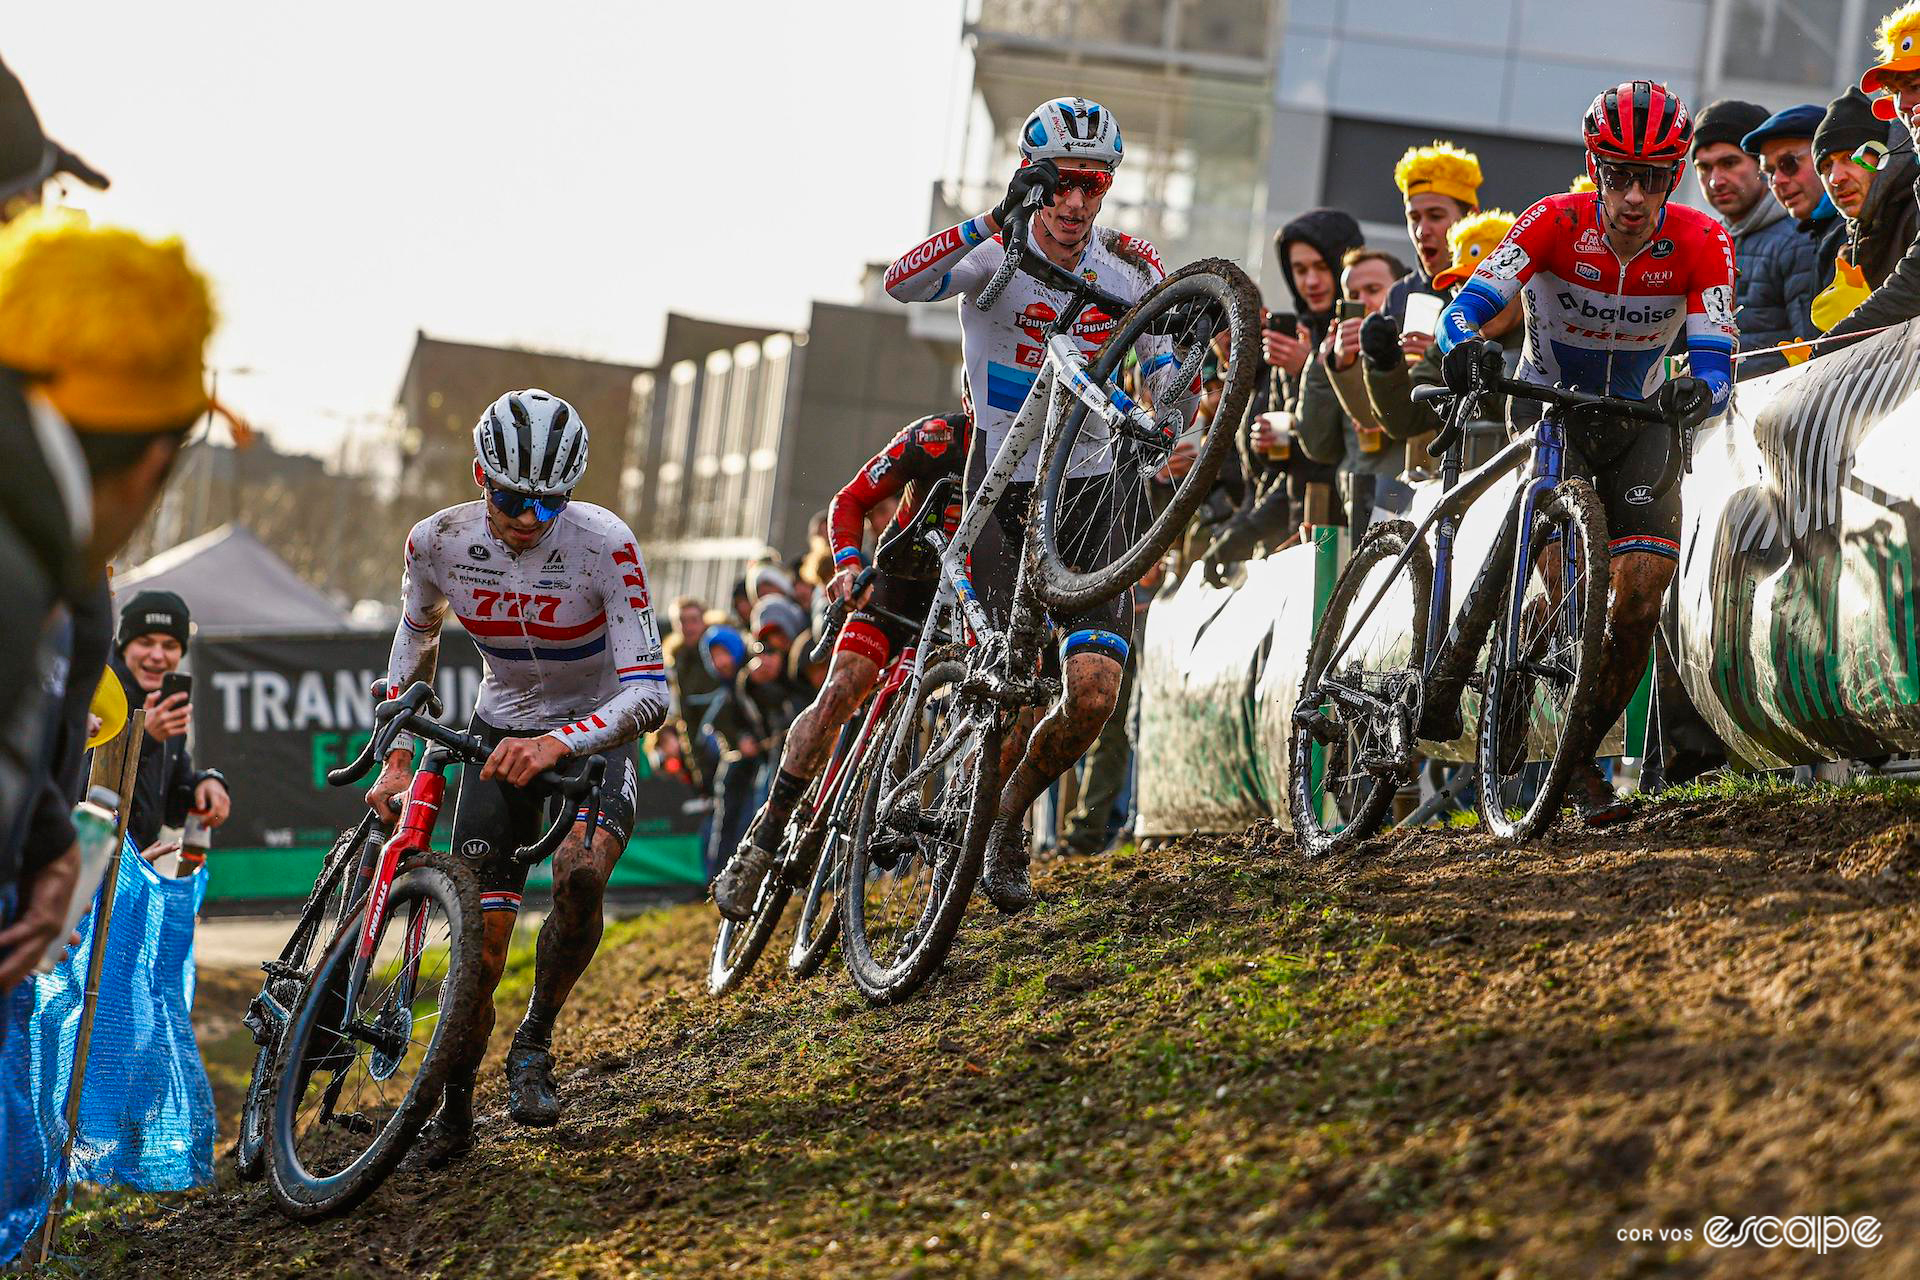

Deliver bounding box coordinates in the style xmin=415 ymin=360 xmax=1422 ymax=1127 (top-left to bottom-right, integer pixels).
xmin=337 ymin=761 xmax=444 ymax=1063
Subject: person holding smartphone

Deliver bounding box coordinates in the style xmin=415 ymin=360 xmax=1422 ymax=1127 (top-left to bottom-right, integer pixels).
xmin=1295 ymin=247 xmax=1412 ymax=545
xmin=109 ymin=590 xmax=231 ymax=857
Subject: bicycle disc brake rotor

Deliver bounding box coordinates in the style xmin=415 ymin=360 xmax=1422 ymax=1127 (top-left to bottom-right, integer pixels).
xmin=366 ymin=995 xmax=416 ymax=1082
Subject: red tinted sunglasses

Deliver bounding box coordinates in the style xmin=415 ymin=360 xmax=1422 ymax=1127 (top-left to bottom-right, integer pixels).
xmin=1053 ymin=167 xmax=1114 ymax=197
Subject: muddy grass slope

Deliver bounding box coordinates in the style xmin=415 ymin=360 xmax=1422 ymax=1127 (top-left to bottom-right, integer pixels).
xmin=76 ymin=781 xmax=1920 ymax=1277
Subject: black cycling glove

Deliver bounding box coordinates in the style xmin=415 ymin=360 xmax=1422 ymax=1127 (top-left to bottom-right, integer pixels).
xmin=1360 ymin=312 xmax=1402 ymax=372
xmin=1656 ymin=375 xmax=1714 ymax=431
xmin=992 ymin=159 xmax=1060 ymax=231
xmin=1440 ymin=336 xmax=1499 ymax=395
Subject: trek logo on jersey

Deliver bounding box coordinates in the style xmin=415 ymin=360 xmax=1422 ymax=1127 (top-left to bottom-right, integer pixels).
xmin=468 ymin=544 xmax=491 ymax=561
xmin=611 ymin=542 xmax=650 ymax=612
xmin=1575 ymin=262 xmax=1602 ymax=282
xmin=884 ymin=226 xmax=961 ymax=289
xmin=1482 ymin=240 xmax=1529 ymax=281
xmin=1554 ymin=293 xmax=1677 ymax=326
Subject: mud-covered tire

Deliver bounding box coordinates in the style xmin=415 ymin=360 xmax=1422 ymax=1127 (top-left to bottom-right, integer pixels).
xmin=265 ymin=856 xmax=481 ymax=1220
xmin=1475 ymin=478 xmax=1609 ymax=841
xmin=1288 ymin=520 xmax=1432 ymax=856
xmin=1034 ymin=258 xmax=1263 ymax=614
xmin=707 ymin=870 xmax=793 ymax=996
xmin=840 ymin=657 xmax=993 ymax=1006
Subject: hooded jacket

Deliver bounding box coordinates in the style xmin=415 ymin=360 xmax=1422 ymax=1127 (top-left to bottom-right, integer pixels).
xmin=1275 ymin=208 xmax=1365 ymax=343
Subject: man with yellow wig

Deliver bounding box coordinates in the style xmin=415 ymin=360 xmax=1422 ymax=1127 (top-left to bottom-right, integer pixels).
xmin=1365 ymin=210 xmax=1521 ymax=451
xmin=1388 ymin=141 xmax=1482 ymax=351
xmin=0 ymin=210 xmax=217 ymax=1001
xmin=1822 ymin=1 xmax=1920 ymax=345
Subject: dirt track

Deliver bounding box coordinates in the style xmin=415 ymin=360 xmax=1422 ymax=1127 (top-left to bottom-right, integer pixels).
xmin=76 ymin=782 xmax=1920 ymax=1277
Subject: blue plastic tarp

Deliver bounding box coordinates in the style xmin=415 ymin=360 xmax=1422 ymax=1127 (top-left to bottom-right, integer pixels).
xmin=1 ymin=837 xmax=214 ymax=1263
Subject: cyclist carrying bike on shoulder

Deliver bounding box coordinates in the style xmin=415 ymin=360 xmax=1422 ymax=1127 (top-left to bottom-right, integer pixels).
xmin=713 ymin=409 xmax=971 ymax=920
xmin=364 ymin=389 xmax=668 ymax=1162
xmin=1434 ymin=81 xmax=1736 ymax=823
xmin=877 ymin=97 xmax=1179 ymax=913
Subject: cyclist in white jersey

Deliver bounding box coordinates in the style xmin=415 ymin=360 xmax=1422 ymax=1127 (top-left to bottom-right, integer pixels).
xmin=879 ymin=97 xmax=1163 ymax=914
xmin=364 ymin=388 xmax=667 ymax=1164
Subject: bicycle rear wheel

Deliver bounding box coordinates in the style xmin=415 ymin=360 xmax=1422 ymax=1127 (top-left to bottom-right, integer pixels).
xmin=236 ymin=817 xmax=379 ymax=1183
xmin=1288 ymin=520 xmax=1432 ymax=856
xmin=1034 ymin=258 xmax=1262 ymax=613
xmin=840 ymin=656 xmax=995 ymax=1005
xmin=1476 ymin=478 xmax=1608 ymax=840
xmin=266 ymin=855 xmax=481 ymax=1220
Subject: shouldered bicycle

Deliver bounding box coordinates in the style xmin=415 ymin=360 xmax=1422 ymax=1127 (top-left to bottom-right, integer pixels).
xmin=835 ymin=199 xmax=1261 ymax=1004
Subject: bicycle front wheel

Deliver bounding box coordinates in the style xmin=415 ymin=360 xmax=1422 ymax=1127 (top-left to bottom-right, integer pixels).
xmin=840 ymin=655 xmax=996 ymax=1005
xmin=266 ymin=855 xmax=481 ymax=1220
xmin=1034 ymin=257 xmax=1262 ymax=613
xmin=1475 ymin=478 xmax=1609 ymax=840
xmin=237 ymin=817 xmax=380 ymax=1183
xmin=1288 ymin=519 xmax=1432 ymax=856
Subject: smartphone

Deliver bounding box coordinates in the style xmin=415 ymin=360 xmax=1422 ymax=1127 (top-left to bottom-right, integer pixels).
xmin=1263 ymin=309 xmax=1297 ymax=335
xmin=1336 ymin=299 xmax=1365 ymax=322
xmin=160 ymin=672 xmax=192 ymax=704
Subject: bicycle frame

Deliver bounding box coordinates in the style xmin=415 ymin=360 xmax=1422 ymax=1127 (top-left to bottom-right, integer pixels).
xmin=1316 ymin=415 xmax=1568 ymax=694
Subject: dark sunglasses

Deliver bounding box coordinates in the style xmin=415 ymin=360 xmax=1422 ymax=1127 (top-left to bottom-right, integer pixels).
xmin=488 ymin=486 xmax=570 ymax=521
xmin=1759 ymin=151 xmax=1806 ymax=180
xmin=1597 ymin=161 xmax=1675 ymax=195
xmin=1053 ymin=168 xmax=1114 ymax=197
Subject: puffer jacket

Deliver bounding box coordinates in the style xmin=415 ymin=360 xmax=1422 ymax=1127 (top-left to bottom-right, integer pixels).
xmin=1725 ymin=197 xmax=1818 ymax=378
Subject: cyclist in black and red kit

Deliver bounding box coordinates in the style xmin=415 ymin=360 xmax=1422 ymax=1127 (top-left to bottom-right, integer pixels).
xmin=713 ymin=411 xmax=970 ymax=918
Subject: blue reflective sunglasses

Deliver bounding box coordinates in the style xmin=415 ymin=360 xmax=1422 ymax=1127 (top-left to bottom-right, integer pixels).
xmin=488 ymin=486 xmax=570 ymax=521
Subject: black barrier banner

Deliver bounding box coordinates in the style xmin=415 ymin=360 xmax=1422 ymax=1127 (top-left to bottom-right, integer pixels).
xmin=189 ymin=630 xmax=703 ymax=899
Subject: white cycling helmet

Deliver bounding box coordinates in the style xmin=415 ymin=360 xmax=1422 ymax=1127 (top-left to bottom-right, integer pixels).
xmin=473 ymin=388 xmax=588 ymax=497
xmin=1018 ymin=97 xmax=1123 ymax=170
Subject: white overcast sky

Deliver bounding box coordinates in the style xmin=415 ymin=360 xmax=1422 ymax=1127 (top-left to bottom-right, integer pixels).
xmin=7 ymin=1 xmax=967 ymax=456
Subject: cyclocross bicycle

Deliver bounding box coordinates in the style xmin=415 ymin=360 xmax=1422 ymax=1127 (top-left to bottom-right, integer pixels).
xmin=240 ymin=680 xmax=605 ymax=1219
xmin=706 ymin=495 xmax=956 ymax=995
xmin=1288 ymin=343 xmax=1686 ymax=851
xmin=837 ymin=198 xmax=1261 ymax=1005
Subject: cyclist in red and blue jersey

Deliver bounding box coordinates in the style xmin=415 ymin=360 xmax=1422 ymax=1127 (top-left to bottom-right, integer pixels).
xmin=1435 ymin=81 xmax=1735 ymax=822
xmin=713 ymin=410 xmax=971 ymax=920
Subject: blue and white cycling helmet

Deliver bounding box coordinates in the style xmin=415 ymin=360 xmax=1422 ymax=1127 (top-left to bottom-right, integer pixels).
xmin=1018 ymin=98 xmax=1123 ymax=170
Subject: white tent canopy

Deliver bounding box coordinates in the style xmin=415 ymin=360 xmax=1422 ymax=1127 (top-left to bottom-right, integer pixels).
xmin=116 ymin=524 xmax=353 ymax=634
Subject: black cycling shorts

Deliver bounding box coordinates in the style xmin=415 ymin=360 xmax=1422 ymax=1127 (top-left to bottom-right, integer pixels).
xmin=963 ymin=432 xmax=1132 ymax=669
xmin=448 ymin=714 xmax=638 ymax=914
xmin=1513 ymin=404 xmax=1681 ymax=561
xmin=837 ymin=571 xmax=935 ymax=668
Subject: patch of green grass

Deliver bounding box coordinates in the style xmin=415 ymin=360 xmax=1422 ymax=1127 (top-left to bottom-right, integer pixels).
xmin=1643 ymin=768 xmax=1920 ymax=808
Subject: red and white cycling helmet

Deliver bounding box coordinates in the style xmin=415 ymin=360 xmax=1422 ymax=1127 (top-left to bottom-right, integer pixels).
xmin=1583 ymin=80 xmax=1693 ymax=177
